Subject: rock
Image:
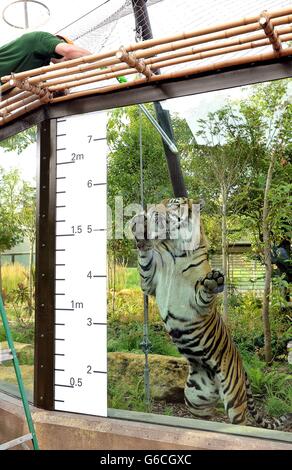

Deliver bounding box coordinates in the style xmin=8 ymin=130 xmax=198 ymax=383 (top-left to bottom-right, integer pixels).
xmin=0 ymin=342 xmax=34 ymax=365
xmin=108 ymin=352 xmax=188 ymax=402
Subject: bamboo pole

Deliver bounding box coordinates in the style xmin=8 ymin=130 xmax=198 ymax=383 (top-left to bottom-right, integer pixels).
xmin=15 ymin=13 xmax=292 ymax=89
xmin=51 ymin=46 xmax=292 ymax=104
xmin=40 ymin=25 xmax=292 ymax=90
xmin=0 ymin=90 xmax=31 ymax=108
xmin=0 ymin=98 xmax=42 ymax=125
xmin=0 ymin=82 xmax=14 ymax=94
xmin=124 ymin=6 xmax=292 ymax=52
xmin=47 ymin=32 xmax=292 ymax=92
xmin=1 ymin=7 xmax=292 ymax=85
xmin=9 ymin=79 xmax=52 ymax=103
xmin=49 ymin=67 xmax=136 ymax=91
xmin=260 ymin=11 xmax=282 ymax=52
xmin=0 ymin=94 xmax=37 ymax=116
xmin=116 ymin=48 xmax=153 ymax=79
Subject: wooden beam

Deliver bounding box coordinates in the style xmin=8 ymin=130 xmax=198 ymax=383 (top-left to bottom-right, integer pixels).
xmin=0 ymin=57 xmax=291 ymax=141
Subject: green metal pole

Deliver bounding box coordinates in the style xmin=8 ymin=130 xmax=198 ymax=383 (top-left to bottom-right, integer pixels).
xmin=0 ymin=295 xmax=39 ymax=450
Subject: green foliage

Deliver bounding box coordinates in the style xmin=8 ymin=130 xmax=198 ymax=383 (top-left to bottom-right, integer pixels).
xmin=108 ymin=320 xmax=180 ymax=357
xmin=0 ymin=127 xmax=36 ymax=155
xmin=228 ymin=292 xmax=291 ymax=357
xmin=242 ymin=351 xmax=292 ymax=417
xmin=0 ymin=168 xmax=25 ymax=254
xmin=107 ymin=105 xmax=172 ymax=208
xmin=108 ymin=375 xmax=147 ymax=412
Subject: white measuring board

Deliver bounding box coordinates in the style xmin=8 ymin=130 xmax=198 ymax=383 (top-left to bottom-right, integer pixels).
xmin=54 ymin=111 xmax=108 ymax=416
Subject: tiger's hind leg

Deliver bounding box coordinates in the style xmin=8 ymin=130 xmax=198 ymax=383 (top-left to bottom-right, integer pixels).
xmin=184 ymin=364 xmax=219 ymax=418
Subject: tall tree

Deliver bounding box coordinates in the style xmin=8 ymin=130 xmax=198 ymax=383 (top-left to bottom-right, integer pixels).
xmin=238 ymin=80 xmax=292 ymax=363
xmin=189 ymin=106 xmax=253 ymax=322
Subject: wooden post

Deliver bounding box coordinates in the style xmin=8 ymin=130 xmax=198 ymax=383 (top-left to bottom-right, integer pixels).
xmin=34 ymin=119 xmax=57 ymax=410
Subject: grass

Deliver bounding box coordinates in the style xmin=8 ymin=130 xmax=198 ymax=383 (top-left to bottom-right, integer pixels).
xmin=2 ymin=263 xmax=28 ymax=296
xmin=125 ymin=268 xmax=140 ymax=289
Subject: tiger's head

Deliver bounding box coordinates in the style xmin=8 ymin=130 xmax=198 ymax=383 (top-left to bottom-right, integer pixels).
xmin=147 ymin=197 xmax=206 ymax=252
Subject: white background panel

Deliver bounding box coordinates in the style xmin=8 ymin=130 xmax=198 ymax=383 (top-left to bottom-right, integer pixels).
xmin=54 ymin=111 xmax=108 ymax=417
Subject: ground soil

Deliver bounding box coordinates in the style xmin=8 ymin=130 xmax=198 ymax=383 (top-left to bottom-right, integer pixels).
xmin=151 ymin=400 xmax=292 ymax=432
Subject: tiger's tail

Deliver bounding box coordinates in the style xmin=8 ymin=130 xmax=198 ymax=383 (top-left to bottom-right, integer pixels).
xmin=245 ymin=373 xmax=292 ymax=430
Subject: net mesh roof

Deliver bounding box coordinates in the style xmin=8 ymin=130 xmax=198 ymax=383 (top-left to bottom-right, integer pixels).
xmin=55 ymin=0 xmax=292 ymax=75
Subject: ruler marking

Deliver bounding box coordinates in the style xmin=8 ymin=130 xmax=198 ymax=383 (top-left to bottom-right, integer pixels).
xmin=55 ymin=308 xmax=74 ymax=311
xmin=55 ymin=323 xmax=65 ymax=326
xmin=93 ymin=323 xmax=107 ymax=326
xmin=57 ymin=148 xmax=66 ymax=151
xmin=57 ymin=134 xmax=67 ymax=137
xmin=55 ymin=384 xmax=73 ymax=388
xmin=55 ymin=353 xmax=65 ymax=356
xmin=56 ymin=249 xmax=66 ymax=252
xmin=55 ymin=338 xmax=65 ymax=341
xmin=56 ymin=220 xmax=66 ymax=223
xmin=54 ymin=369 xmax=65 ymax=372
xmin=93 ymin=371 xmax=107 ymax=374
xmin=56 ymin=234 xmax=74 ymax=237
xmin=93 ymin=183 xmax=106 ymax=186
xmin=56 ymin=191 xmax=66 ymax=194
xmin=54 ymin=399 xmax=65 ymax=403
xmin=57 ymin=119 xmax=67 ymax=123
xmin=56 ymin=205 xmax=66 ymax=209
xmin=57 ymin=161 xmax=75 ymax=166
xmin=93 ymin=137 xmax=106 ymax=141
xmin=57 ymin=176 xmax=66 ymax=180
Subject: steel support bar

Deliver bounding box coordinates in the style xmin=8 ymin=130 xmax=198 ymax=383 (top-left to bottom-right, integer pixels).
xmin=139 ymin=103 xmax=178 ymax=153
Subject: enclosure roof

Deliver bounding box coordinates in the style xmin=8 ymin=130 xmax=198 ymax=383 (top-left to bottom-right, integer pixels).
xmin=0 ymin=4 xmax=292 ymax=134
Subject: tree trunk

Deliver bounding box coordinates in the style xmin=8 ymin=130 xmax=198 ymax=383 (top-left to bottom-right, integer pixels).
xmin=221 ymin=186 xmax=228 ymax=323
xmin=262 ymin=153 xmax=276 ymax=364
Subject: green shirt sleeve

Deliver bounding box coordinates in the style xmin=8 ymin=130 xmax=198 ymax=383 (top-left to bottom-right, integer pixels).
xmin=34 ymin=32 xmax=64 ymax=59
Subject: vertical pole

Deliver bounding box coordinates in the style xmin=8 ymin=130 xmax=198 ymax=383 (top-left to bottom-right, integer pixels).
xmin=131 ymin=0 xmax=187 ymax=197
xmin=139 ymin=108 xmax=151 ymax=409
xmin=24 ymin=0 xmax=29 ymax=29
xmin=34 ymin=119 xmax=56 ymax=410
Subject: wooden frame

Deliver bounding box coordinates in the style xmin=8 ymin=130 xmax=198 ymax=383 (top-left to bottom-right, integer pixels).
xmin=0 ymin=6 xmax=292 ymax=126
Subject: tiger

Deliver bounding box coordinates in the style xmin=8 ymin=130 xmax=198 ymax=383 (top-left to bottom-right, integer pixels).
xmin=130 ymin=197 xmax=292 ymax=429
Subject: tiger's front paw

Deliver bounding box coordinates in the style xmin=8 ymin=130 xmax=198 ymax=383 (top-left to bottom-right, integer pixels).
xmin=201 ymin=270 xmax=224 ymax=294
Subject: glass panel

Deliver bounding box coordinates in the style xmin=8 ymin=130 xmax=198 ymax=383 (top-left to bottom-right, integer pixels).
xmin=107 ymin=78 xmax=292 ymax=433
xmin=0 ymin=127 xmax=37 ymax=403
